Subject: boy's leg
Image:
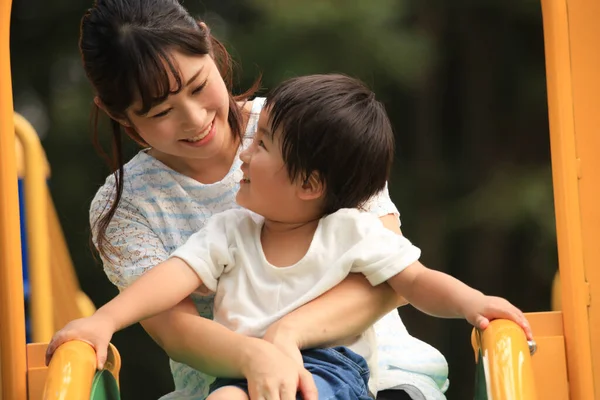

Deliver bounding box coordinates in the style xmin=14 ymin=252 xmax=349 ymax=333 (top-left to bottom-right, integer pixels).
xmin=207 ymin=385 xmax=249 ymax=400
xmin=208 ymin=378 xmax=250 ymax=400
xmin=302 ymin=347 xmax=372 ymax=400
xmin=376 ymin=390 xmax=414 ymax=399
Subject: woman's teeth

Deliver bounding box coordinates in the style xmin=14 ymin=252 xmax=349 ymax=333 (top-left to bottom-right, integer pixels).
xmin=183 ymin=122 xmax=213 ymax=142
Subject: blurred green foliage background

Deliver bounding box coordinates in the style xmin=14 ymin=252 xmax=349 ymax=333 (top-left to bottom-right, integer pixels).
xmin=10 ymin=0 xmax=556 ymax=398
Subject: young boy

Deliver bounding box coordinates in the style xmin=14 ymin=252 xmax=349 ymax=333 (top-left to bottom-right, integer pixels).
xmin=46 ymin=74 xmax=532 ymax=400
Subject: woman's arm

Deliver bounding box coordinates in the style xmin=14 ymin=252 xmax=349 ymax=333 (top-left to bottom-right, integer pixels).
xmin=141 ymin=297 xmax=264 ymax=377
xmin=142 ymin=298 xmax=318 ymax=400
xmin=264 ymin=213 xmax=405 ymax=350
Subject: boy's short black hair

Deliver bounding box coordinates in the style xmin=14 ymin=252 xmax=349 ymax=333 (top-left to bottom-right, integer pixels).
xmin=266 ymin=74 xmax=395 ymax=214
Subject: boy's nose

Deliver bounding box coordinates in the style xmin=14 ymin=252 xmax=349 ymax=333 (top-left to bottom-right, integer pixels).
xmin=239 ymin=148 xmax=251 ymax=163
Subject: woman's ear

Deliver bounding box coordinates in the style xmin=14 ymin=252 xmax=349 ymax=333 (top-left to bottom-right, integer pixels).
xmin=94 ymin=96 xmax=131 ymax=127
xmin=94 ymin=96 xmax=148 ymax=147
xmin=297 ymin=172 xmax=325 ymax=201
xmin=198 ymin=21 xmax=209 ymax=33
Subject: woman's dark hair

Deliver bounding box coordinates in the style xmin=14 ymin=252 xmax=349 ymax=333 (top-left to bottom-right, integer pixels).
xmin=266 ymin=74 xmax=395 ymax=215
xmin=82 ymin=0 xmax=257 ymax=258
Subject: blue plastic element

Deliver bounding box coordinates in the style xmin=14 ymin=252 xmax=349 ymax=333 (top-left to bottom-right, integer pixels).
xmin=17 ymin=178 xmax=31 ymax=342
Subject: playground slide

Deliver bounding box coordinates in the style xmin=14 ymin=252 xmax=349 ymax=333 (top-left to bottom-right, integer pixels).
xmin=47 ymin=187 xmax=97 ymax=327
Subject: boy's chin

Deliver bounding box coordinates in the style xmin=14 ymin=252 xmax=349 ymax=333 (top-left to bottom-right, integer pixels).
xmin=235 ymin=193 xmax=250 ymax=210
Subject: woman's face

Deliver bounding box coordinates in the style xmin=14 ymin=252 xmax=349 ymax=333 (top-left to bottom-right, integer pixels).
xmin=125 ymin=51 xmax=231 ymax=167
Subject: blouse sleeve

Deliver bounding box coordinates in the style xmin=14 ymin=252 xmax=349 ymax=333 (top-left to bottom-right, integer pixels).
xmin=361 ymin=182 xmax=401 ymax=226
xmin=90 ymin=182 xmax=170 ymax=291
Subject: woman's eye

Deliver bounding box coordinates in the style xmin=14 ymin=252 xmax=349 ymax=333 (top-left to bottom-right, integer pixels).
xmin=192 ymin=80 xmax=208 ymax=95
xmin=151 ymin=109 xmax=171 ymax=118
xmin=258 ymin=140 xmax=266 ymax=148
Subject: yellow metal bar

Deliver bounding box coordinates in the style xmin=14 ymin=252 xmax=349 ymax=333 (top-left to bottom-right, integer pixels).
xmin=471 ymin=320 xmax=537 ymax=400
xmin=540 ymin=0 xmax=597 ymax=397
xmin=42 ymin=341 xmax=121 ymax=400
xmin=14 ymin=113 xmax=54 ymax=343
xmin=0 ymin=0 xmax=28 ymax=399
xmin=43 ymin=341 xmax=95 ymax=399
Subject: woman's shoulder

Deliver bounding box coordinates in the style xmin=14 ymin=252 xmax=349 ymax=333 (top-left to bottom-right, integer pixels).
xmin=317 ymin=209 xmax=388 ymax=247
xmin=323 ymin=208 xmax=380 ymax=228
xmin=237 ymin=97 xmax=266 ymax=114
xmin=238 ymin=99 xmax=254 ymax=114
xmin=238 ymin=97 xmax=267 ymax=138
xmin=89 ymin=151 xmax=163 ymax=216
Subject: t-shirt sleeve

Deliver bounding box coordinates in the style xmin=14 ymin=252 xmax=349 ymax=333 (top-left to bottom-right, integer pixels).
xmin=347 ymin=212 xmax=421 ymax=286
xmin=361 ymin=182 xmax=402 ymax=227
xmin=169 ymin=212 xmax=236 ymax=292
xmin=90 ymin=183 xmax=170 ymax=291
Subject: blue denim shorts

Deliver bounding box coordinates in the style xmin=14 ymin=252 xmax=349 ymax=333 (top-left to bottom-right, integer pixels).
xmin=209 ymin=346 xmax=372 ymax=399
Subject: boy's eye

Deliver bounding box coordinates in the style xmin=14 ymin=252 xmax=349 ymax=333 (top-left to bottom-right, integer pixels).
xmin=151 ymin=108 xmax=171 ymax=118
xmin=258 ymin=140 xmax=266 ymax=148
xmin=192 ymin=80 xmax=208 ymax=95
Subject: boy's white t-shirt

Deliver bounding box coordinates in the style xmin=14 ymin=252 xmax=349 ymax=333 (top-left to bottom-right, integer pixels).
xmin=90 ymin=98 xmax=449 ymax=399
xmin=171 ymin=207 xmax=421 ymax=394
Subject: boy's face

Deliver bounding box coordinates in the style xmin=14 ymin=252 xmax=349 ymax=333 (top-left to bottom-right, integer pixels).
xmin=236 ymin=110 xmax=301 ymax=221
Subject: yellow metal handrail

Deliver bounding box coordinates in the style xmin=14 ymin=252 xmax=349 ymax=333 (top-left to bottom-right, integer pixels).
xmin=0 ymin=1 xmax=27 ymax=400
xmin=14 ymin=113 xmax=53 ymax=343
xmin=42 ymin=341 xmax=121 ymax=400
xmin=471 ymin=320 xmax=538 ymax=400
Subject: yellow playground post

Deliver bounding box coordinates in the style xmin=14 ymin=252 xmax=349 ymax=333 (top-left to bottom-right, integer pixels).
xmin=0 ymin=0 xmax=28 ymax=399
xmin=541 ymin=0 xmax=600 ymax=397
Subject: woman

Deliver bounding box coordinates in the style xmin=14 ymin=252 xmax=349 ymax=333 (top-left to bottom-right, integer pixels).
xmin=81 ymin=0 xmax=449 ymax=398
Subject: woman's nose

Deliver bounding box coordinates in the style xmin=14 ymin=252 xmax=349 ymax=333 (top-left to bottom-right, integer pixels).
xmin=181 ymin=101 xmax=207 ymax=132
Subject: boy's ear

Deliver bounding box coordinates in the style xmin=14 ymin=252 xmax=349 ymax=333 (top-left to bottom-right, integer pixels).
xmin=296 ymin=172 xmax=325 ymax=201
xmin=94 ymin=96 xmax=131 ymax=127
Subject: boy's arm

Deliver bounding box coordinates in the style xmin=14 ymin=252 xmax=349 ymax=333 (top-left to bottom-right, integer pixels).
xmin=45 ymin=257 xmax=202 ymax=369
xmin=387 ymin=261 xmax=533 ymax=339
xmin=96 ymin=210 xmax=236 ymax=330
xmin=94 ymin=257 xmax=202 ymax=330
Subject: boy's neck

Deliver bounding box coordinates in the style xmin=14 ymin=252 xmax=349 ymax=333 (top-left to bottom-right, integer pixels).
xmin=260 ymin=218 xmax=321 ymax=267
xmin=262 ymin=217 xmax=319 ymax=233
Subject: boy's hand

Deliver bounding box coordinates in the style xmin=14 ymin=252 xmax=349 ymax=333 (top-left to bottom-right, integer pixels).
xmin=464 ymin=295 xmax=533 ymax=340
xmin=263 ymin=325 xmax=304 ymax=367
xmin=242 ymin=337 xmax=317 ymax=400
xmin=270 ymin=337 xmax=304 ymax=367
xmin=45 ymin=315 xmax=116 ymax=369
